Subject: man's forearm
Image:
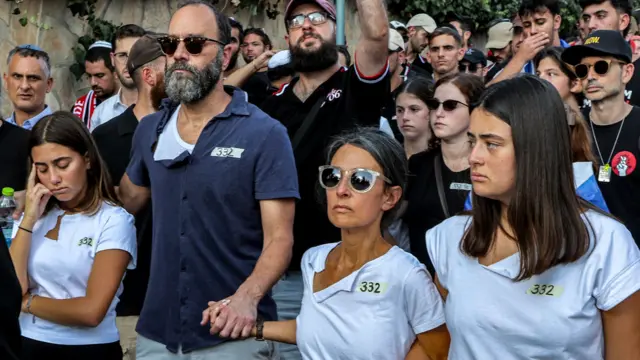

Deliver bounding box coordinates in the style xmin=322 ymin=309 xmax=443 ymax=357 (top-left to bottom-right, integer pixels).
xmin=356 ymin=0 xmax=388 ymax=41
xmin=236 ymin=237 xmax=292 ymax=301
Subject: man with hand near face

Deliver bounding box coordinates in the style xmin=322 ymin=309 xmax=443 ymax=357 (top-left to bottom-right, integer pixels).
xmin=489 ymin=0 xmax=568 ymax=85
xmin=90 ymin=24 xmax=146 ymax=132
xmin=3 ymin=45 xmax=53 ymax=130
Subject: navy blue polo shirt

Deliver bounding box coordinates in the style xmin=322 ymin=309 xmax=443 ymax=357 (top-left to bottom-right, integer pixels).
xmin=126 ymin=87 xmax=299 ymax=353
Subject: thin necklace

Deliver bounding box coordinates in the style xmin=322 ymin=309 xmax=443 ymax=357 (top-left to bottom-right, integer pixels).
xmin=590 ymin=114 xmax=625 ymax=168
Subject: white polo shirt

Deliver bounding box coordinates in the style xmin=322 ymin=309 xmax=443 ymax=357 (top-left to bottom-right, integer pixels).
xmin=89 ymin=90 xmax=128 ymax=132
xmin=12 ymin=202 xmax=137 ymax=345
xmin=297 ymin=243 xmax=445 ymax=360
xmin=426 ymin=211 xmax=640 ymax=359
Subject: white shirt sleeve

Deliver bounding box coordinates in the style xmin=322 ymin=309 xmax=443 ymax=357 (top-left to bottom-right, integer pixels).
xmin=402 ymin=266 xmax=446 ymax=334
xmin=426 ymin=226 xmax=448 ymax=288
xmin=591 ymin=221 xmax=640 ymax=311
xmin=93 ymin=208 xmax=137 ymax=270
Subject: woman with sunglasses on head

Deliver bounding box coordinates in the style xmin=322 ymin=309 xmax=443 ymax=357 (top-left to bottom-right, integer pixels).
xmin=9 ymin=111 xmax=136 ymax=360
xmin=402 ymin=73 xmax=484 ymax=272
xmin=428 ymin=75 xmax=640 ymax=359
xmin=395 ymin=77 xmax=434 ymax=159
xmin=209 ymin=128 xmax=450 ymax=360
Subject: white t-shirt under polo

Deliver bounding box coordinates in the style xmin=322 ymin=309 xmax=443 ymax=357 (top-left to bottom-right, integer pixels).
xmin=426 ymin=211 xmax=640 ymax=360
xmin=12 ymin=202 xmax=137 ymax=345
xmin=296 ymin=243 xmax=445 ymax=360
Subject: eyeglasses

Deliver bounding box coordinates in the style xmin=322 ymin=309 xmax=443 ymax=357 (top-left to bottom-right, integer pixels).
xmin=318 ymin=165 xmax=391 ymax=193
xmin=287 ymin=11 xmax=332 ymax=29
xmin=574 ymin=59 xmax=626 ymax=79
xmin=459 ymin=63 xmax=479 ymax=73
xmin=425 ymin=99 xmax=468 ymax=112
xmin=157 ymin=35 xmax=227 ymax=56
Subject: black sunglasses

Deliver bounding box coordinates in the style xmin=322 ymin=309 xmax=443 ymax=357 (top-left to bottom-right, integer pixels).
xmin=574 ymin=59 xmax=626 ymax=79
xmin=425 ymin=99 xmax=468 ymax=112
xmin=287 ymin=11 xmax=332 ymax=29
xmin=157 ymin=35 xmax=227 ymax=56
xmin=459 ymin=63 xmax=479 ymax=73
xmin=318 ymin=165 xmax=391 ymax=193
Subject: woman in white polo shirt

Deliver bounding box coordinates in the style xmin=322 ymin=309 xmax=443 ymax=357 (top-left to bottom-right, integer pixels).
xmin=9 ymin=111 xmax=136 ymax=360
xmin=207 ymin=128 xmax=449 ymax=359
xmin=427 ymin=75 xmax=640 ymax=359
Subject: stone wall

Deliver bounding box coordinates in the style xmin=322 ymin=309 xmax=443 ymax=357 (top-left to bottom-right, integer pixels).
xmin=0 ymin=0 xmax=365 ymax=117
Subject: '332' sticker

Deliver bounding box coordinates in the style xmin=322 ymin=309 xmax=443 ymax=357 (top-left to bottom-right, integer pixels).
xmin=526 ymin=284 xmax=564 ymax=297
xmin=358 ymin=282 xmax=388 ymax=294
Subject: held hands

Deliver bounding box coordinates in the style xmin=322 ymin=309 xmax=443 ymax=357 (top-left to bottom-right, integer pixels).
xmin=23 ymin=165 xmax=52 ymax=226
xmin=200 ymin=292 xmax=258 ymax=339
xmin=516 ymin=33 xmax=550 ymax=62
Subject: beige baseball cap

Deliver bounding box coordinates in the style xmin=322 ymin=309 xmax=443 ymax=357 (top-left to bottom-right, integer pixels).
xmin=407 ymin=14 xmax=437 ymax=34
xmin=388 ymin=28 xmax=405 ymax=51
xmin=486 ymin=21 xmax=513 ymax=50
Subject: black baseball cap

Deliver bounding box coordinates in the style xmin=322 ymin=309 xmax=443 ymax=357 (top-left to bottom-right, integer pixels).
xmin=562 ymin=30 xmax=632 ymax=65
xmin=463 ymin=48 xmax=487 ymax=66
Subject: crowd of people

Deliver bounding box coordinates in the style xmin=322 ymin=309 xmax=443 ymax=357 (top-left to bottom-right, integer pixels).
xmin=1 ymin=0 xmax=640 ymax=359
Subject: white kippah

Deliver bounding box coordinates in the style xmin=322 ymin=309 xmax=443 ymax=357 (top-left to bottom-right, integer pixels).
xmin=268 ymin=50 xmax=291 ymax=69
xmin=88 ymin=40 xmax=112 ymax=50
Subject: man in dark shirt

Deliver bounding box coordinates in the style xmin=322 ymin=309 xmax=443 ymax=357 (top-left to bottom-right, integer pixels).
xmin=404 ymin=13 xmax=437 ymax=78
xmin=382 ymin=28 xmax=410 ymax=143
xmin=92 ymin=34 xmax=166 ymax=360
xmin=240 ymin=28 xmax=274 ymax=106
xmin=260 ymin=0 xmax=390 ymax=358
xmin=0 ymin=118 xmax=30 ymax=222
xmin=0 ymin=231 xmax=21 ymax=360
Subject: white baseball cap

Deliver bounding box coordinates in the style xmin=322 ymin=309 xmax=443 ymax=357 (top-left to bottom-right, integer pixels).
xmin=407 ymin=14 xmax=437 ymax=34
xmin=268 ymin=50 xmax=291 ymax=69
xmin=388 ymin=28 xmax=405 ymax=51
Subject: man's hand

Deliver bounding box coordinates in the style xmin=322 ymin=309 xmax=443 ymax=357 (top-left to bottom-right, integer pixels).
xmin=515 ymin=33 xmax=550 ymax=62
xmin=204 ymin=293 xmax=258 ymax=339
xmin=251 ymin=50 xmax=275 ymax=72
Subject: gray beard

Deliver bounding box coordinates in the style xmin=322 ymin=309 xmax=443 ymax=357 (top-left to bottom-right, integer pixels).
xmin=165 ymin=51 xmax=223 ymax=104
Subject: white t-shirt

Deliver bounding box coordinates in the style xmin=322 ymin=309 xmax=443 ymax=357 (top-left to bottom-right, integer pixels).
xmin=153 ymin=105 xmax=195 ymax=161
xmin=426 ymin=211 xmax=640 ymax=359
xmin=297 ymin=243 xmax=445 ymax=360
xmin=12 ymin=202 xmax=137 ymax=345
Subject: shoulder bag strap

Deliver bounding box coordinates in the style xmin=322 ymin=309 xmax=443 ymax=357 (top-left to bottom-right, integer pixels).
xmin=291 ymin=97 xmax=325 ymax=151
xmin=434 ymin=153 xmax=450 ymax=218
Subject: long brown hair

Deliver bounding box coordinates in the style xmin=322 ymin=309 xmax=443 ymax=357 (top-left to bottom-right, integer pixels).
xmin=427 ymin=73 xmax=485 ymax=150
xmin=565 ymin=105 xmax=597 ymax=166
xmin=29 ymin=111 xmax=119 ymax=215
xmin=463 ymin=75 xmax=597 ymax=281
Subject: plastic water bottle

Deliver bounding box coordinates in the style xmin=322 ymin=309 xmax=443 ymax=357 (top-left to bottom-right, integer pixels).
xmin=0 ymin=187 xmax=17 ymax=247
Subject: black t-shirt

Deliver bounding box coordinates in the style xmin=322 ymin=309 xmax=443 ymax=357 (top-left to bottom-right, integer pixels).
xmin=242 ymin=72 xmax=273 ymax=108
xmin=261 ymin=64 xmax=389 ymax=271
xmin=92 ymin=106 xmax=153 ymax=316
xmin=0 ymin=233 xmax=22 ymax=360
xmin=588 ymin=106 xmax=640 ymax=246
xmin=403 ymin=149 xmax=471 ymax=273
xmin=0 ymin=121 xmax=30 ymax=191
xmin=410 ymin=55 xmax=434 ymax=79
xmin=485 ymin=60 xmax=506 ymax=83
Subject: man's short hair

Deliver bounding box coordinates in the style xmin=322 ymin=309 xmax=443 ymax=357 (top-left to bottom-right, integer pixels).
xmin=111 ymin=24 xmax=146 ymax=51
xmin=85 ymin=47 xmax=115 ymax=72
xmin=176 ymin=1 xmax=232 ymax=45
xmin=579 ymin=0 xmax=632 ymax=15
xmin=519 ymin=0 xmax=562 ymax=17
xmin=243 ymin=28 xmax=272 ymax=49
xmin=7 ymin=45 xmax=51 ymax=78
xmin=228 ymin=16 xmax=244 ymax=43
xmin=429 ymin=27 xmax=463 ymax=47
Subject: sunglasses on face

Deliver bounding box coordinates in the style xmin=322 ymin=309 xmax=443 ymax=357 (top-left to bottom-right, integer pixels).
xmin=157 ymin=35 xmax=227 ymax=56
xmin=318 ymin=165 xmax=392 ymax=193
xmin=425 ymin=98 xmax=468 ymax=112
xmin=574 ymin=59 xmax=626 ymax=79
xmin=287 ymin=11 xmax=331 ymax=29
xmin=459 ymin=63 xmax=479 ymax=73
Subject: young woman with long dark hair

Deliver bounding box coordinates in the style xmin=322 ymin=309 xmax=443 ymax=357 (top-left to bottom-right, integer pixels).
xmin=395 ymin=77 xmax=433 ymax=159
xmin=402 ymin=73 xmax=484 ymax=272
xmin=428 ymin=75 xmax=640 ymax=359
xmin=9 ymin=111 xmax=136 ymax=359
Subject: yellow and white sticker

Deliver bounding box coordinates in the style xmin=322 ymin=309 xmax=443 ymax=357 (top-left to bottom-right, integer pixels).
xmin=526 ymin=284 xmax=564 ymax=297
xmin=357 ymin=281 xmax=388 ymax=294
